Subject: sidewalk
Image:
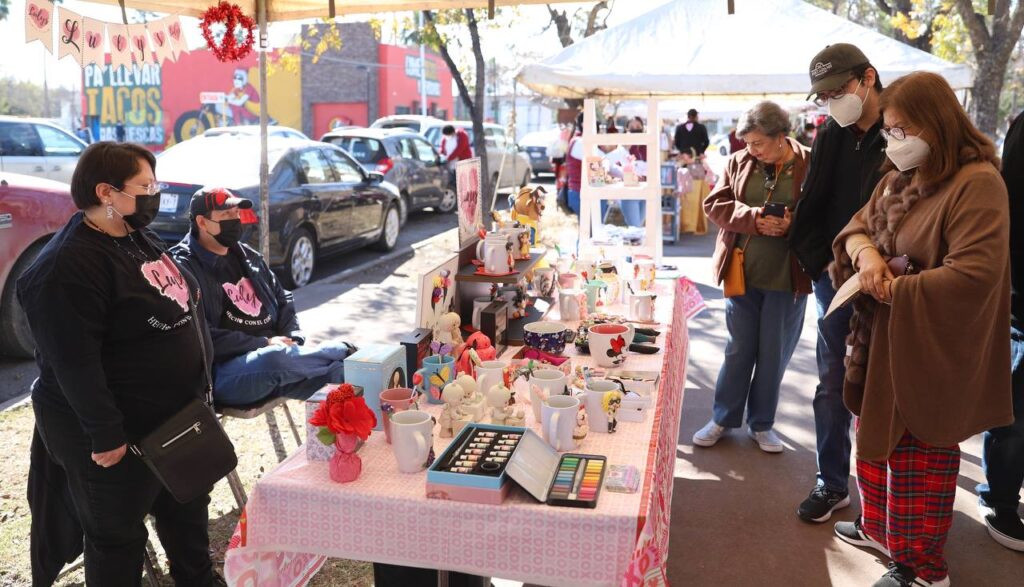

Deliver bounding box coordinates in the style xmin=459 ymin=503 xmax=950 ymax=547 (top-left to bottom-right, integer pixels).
xmin=664 ymin=230 xmax=1021 ymax=587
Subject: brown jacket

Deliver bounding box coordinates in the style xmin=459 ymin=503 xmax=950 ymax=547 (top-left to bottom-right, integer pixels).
xmin=704 ymin=137 xmax=813 ymax=295
xmin=833 ymin=162 xmax=1013 ymax=460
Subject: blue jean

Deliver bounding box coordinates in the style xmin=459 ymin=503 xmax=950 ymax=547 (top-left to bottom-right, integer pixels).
xmin=620 ymin=200 xmax=646 ymax=227
xmin=213 ymin=340 xmax=353 ymax=405
xmin=977 ymin=327 xmax=1024 ymax=512
xmin=813 ymin=273 xmax=855 ymax=492
xmin=567 ymin=189 xmax=581 ymax=215
xmin=712 ymin=287 xmax=807 ymax=431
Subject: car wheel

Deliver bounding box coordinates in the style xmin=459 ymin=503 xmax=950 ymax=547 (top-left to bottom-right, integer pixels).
xmin=436 ymin=188 xmax=457 ymax=214
xmin=373 ymin=204 xmax=401 ymax=252
xmin=398 ymin=192 xmax=410 ymax=226
xmin=0 ymin=242 xmax=45 ymax=358
xmin=282 ymin=228 xmax=315 ymax=289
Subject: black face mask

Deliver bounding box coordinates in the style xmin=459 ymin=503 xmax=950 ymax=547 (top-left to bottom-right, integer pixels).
xmin=118 ymin=191 xmax=161 ymax=230
xmin=208 ymin=218 xmax=243 ymax=248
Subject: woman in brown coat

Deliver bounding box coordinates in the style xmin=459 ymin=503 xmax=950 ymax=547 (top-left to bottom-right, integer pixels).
xmin=693 ymin=101 xmax=812 ymax=453
xmin=831 ymin=72 xmax=1013 ymax=587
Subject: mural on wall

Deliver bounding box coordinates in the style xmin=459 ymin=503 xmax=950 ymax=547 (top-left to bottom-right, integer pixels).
xmin=83 ymin=63 xmax=165 ymax=145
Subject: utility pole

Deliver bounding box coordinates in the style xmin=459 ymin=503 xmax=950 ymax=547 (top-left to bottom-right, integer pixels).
xmin=417 ymin=11 xmax=427 ymax=116
xmin=42 ymin=47 xmax=51 ymax=118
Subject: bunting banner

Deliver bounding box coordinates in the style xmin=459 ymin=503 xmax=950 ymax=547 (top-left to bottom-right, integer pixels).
xmin=108 ymin=23 xmax=133 ymax=70
xmin=148 ymin=18 xmax=176 ymax=64
xmin=57 ymin=8 xmax=85 ymax=64
xmin=166 ymin=17 xmax=188 ymax=59
xmin=81 ymin=18 xmax=107 ymax=68
xmin=25 ymin=0 xmax=54 ymax=53
xmin=127 ymin=23 xmax=151 ymax=64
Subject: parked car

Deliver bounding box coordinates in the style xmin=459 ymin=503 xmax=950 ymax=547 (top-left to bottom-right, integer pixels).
xmin=709 ymin=133 xmax=731 ymax=157
xmin=150 ymin=135 xmax=402 ymax=289
xmin=0 ymin=172 xmax=78 ymax=357
xmin=202 ymin=125 xmax=309 ymax=140
xmin=519 ymin=128 xmax=562 ymax=177
xmin=321 ymin=127 xmax=454 ymax=226
xmin=0 ymin=116 xmax=88 ymax=184
xmin=370 ymin=116 xmax=533 ymax=191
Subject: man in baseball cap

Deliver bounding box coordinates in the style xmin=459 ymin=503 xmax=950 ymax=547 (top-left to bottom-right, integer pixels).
xmin=171 ymin=187 xmax=355 ymax=406
xmin=789 ymin=44 xmax=887 ymax=527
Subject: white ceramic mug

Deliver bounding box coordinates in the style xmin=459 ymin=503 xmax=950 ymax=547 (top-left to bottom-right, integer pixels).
xmin=583 ymin=380 xmax=622 ymax=434
xmin=634 ymin=259 xmax=656 ymax=286
xmin=471 ymin=297 xmax=493 ymax=330
xmin=390 ymin=410 xmax=434 ymax=473
xmin=575 ymin=258 xmax=597 ymax=282
xmin=588 ymin=323 xmax=636 ymax=368
xmin=475 ymin=360 xmax=507 ymax=399
xmin=558 ymin=289 xmax=585 ymax=321
xmin=531 ymin=267 xmax=556 ymax=298
xmin=528 ymin=368 xmax=569 ymax=423
xmin=481 ymin=237 xmax=510 ymax=274
xmin=628 ymin=292 xmax=657 ymax=322
xmin=542 ymin=395 xmax=580 ymax=452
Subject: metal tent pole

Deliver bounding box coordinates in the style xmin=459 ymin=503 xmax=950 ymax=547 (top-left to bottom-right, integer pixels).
xmin=258 ymin=0 xmax=270 ymax=261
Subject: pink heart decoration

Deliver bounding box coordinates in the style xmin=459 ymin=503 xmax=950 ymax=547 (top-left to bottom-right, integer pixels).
xmin=113 ymin=34 xmax=128 ymax=52
xmin=222 ymin=278 xmax=263 ymax=317
xmin=142 ymin=256 xmax=190 ymax=312
xmin=168 ymin=22 xmax=181 ymax=41
xmin=86 ymin=31 xmax=101 ymax=49
xmin=28 ymin=4 xmax=50 ymax=29
xmin=133 ymin=35 xmax=146 ymax=52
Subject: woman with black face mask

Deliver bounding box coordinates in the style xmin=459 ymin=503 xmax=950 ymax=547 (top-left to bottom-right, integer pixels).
xmin=17 ymin=141 xmax=221 ymax=585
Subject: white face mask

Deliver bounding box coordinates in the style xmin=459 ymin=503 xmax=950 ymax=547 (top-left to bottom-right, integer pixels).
xmin=885 ymin=135 xmax=931 ymax=172
xmin=828 ymin=80 xmax=865 ymax=128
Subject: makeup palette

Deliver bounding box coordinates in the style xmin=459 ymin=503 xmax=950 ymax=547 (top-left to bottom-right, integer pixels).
xmin=427 ymin=423 xmax=528 ymax=504
xmin=505 ymin=430 xmax=607 ymax=508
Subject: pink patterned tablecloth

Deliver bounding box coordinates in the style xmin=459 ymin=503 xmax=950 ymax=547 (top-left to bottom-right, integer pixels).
xmin=224 ymin=278 xmax=700 ymax=587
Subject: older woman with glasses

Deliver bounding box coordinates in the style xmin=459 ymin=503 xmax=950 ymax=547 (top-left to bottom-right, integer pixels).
xmin=693 ymin=101 xmax=812 ymax=453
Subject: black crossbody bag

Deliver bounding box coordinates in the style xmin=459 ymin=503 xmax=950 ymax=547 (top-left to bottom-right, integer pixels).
xmin=129 ymin=283 xmax=238 ymax=504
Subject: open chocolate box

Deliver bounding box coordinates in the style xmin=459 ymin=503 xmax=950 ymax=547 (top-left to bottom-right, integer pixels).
xmin=426 ymin=423 xmax=607 ymax=508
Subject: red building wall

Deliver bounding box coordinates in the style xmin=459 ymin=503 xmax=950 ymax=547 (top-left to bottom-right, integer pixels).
xmin=377 ymin=45 xmax=454 ymax=119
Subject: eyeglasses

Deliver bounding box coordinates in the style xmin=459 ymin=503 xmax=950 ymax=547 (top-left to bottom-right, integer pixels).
xmin=880 ymin=126 xmax=909 ymax=141
xmin=812 ymin=77 xmax=857 ymax=107
xmin=116 ymin=182 xmax=161 ymax=196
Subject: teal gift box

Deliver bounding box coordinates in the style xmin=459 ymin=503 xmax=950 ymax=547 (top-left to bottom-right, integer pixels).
xmin=343 ymin=344 xmax=407 ymax=431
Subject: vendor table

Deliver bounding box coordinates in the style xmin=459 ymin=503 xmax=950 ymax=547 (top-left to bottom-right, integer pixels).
xmin=224 ymin=277 xmax=705 ymax=587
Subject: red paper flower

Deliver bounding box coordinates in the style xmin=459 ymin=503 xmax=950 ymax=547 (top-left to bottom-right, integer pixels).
xmin=310 ymin=384 xmax=377 ymax=441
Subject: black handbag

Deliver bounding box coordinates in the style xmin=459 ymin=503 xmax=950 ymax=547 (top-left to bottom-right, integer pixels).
xmin=129 ymin=285 xmax=238 ymax=504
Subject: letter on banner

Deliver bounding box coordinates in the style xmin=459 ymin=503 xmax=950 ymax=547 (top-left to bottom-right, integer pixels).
xmin=166 ymin=17 xmax=188 ymax=59
xmin=81 ymin=18 xmax=106 ymax=68
xmin=25 ymin=0 xmax=54 ymax=52
xmin=149 ymin=17 xmax=176 ymax=64
xmin=57 ymin=8 xmax=85 ymax=64
xmin=109 ymin=23 xmax=132 ymax=70
xmin=127 ymin=23 xmax=150 ymax=64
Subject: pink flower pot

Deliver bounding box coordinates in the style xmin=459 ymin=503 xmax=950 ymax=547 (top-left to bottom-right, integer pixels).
xmin=329 ymin=433 xmax=363 ymax=483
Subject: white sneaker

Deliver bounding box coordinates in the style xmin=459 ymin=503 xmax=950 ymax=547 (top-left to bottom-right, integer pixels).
xmin=748 ymin=427 xmax=784 ymax=453
xmin=692 ymin=420 xmax=726 ymax=447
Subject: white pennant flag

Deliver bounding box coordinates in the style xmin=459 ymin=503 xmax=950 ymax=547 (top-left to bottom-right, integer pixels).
xmin=25 ymin=0 xmax=54 ymax=53
xmin=148 ymin=17 xmax=176 ymax=64
xmin=127 ymin=23 xmax=150 ymax=64
xmin=166 ymin=17 xmax=188 ymax=59
xmin=108 ymin=23 xmax=132 ymax=71
xmin=81 ymin=18 xmax=107 ymax=68
xmin=56 ymin=8 xmax=85 ymax=64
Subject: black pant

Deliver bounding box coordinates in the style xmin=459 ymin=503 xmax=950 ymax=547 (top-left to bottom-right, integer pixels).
xmin=33 ymin=402 xmax=216 ymax=586
xmin=373 ymin=563 xmax=489 ymax=587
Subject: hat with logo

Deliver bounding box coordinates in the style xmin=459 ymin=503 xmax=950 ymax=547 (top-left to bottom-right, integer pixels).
xmin=189 ymin=187 xmax=257 ymax=224
xmin=807 ymin=43 xmax=870 ymax=99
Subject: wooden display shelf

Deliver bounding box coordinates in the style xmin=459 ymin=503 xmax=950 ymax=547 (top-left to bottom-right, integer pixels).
xmin=505 ymin=296 xmax=554 ymax=346
xmin=454 ymin=250 xmax=546 ymax=285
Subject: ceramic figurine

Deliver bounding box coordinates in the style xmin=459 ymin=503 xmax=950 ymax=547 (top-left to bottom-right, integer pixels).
xmin=455 ymin=331 xmax=497 ymax=376
xmin=622 ymin=155 xmax=639 ymax=187
xmin=439 ymin=383 xmax=471 ymax=438
xmin=487 ymin=383 xmax=512 ymax=425
xmin=603 ymin=390 xmax=624 ymax=433
xmin=517 ymin=229 xmax=531 ymax=260
xmin=509 ymin=186 xmax=545 ymax=244
xmin=573 ymin=406 xmax=590 ymax=444
xmin=503 ymin=390 xmax=526 ymax=426
xmin=434 ymin=312 xmax=464 ymax=350
xmin=456 ymin=373 xmax=486 ymax=422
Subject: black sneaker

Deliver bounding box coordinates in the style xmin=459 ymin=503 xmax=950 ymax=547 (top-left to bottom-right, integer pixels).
xmin=872 ymin=562 xmax=950 ymax=587
xmin=834 ymin=517 xmax=891 ymax=558
xmin=797 ymin=485 xmax=851 ymax=523
xmin=980 ymin=503 xmax=1024 ymax=552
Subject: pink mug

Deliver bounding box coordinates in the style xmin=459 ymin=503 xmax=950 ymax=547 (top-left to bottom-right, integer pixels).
xmin=380 ymin=387 xmax=419 ymax=444
xmin=558 ymin=272 xmax=578 ymax=289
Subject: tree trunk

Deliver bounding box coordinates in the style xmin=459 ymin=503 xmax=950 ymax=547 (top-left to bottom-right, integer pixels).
xmin=972 ymin=59 xmax=1007 ymax=137
xmin=466 ymin=9 xmax=494 ymax=219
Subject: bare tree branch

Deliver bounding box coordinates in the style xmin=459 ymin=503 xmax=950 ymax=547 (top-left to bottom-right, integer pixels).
xmin=546 ymin=5 xmax=574 ymax=47
xmin=953 ymin=0 xmax=992 ymax=48
xmin=873 ymin=0 xmax=894 ymax=15
xmin=584 ymin=1 xmax=609 ymax=37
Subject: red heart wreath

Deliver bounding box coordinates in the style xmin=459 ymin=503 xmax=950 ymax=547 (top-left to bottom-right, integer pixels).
xmin=200 ymin=1 xmax=255 ymax=62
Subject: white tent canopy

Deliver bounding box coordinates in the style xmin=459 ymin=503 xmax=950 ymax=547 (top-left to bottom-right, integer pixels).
xmin=516 ymin=0 xmax=974 ymax=99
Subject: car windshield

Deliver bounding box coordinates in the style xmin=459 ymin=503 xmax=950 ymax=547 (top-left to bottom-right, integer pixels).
xmin=377 ymin=120 xmax=421 ymax=133
xmin=158 ymin=137 xmax=288 ymax=186
xmin=333 ymin=137 xmax=385 ymax=164
xmin=426 ymin=126 xmax=476 ymax=149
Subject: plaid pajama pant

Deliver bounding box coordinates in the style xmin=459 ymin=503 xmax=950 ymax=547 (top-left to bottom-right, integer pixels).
xmin=856 ymin=431 xmax=960 ymax=582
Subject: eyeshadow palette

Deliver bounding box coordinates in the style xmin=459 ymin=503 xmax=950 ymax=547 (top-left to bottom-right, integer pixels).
xmin=426 ymin=423 xmax=529 ymax=504
xmin=437 ymin=428 xmax=523 ymax=477
xmin=504 ymin=429 xmax=607 ymax=509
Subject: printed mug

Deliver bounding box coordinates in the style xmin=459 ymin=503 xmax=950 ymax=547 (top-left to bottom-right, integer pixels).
xmin=414 ymin=354 xmax=456 ymax=404
xmin=475 ymin=360 xmax=507 ymax=399
xmin=628 ymin=292 xmax=657 ymax=322
xmin=559 ymin=289 xmax=585 ymax=321
xmin=528 ymin=368 xmax=569 ymax=423
xmin=583 ymin=380 xmax=621 ymax=434
xmin=379 ymin=387 xmax=418 ymax=444
xmin=588 ymin=323 xmax=636 ymax=368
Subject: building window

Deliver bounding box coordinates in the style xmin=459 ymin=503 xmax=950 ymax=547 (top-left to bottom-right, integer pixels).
xmin=395 ymin=106 xmax=411 ymax=115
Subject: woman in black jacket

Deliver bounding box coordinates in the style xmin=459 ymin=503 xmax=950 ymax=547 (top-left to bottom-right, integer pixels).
xmin=18 ymin=142 xmax=219 ymax=585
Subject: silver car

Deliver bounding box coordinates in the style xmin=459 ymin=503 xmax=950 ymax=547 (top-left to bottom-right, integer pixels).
xmin=0 ymin=116 xmax=87 ymax=184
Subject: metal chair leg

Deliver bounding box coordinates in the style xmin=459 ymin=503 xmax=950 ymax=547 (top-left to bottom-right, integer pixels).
xmin=279 ymin=402 xmax=302 ymax=446
xmin=226 ymin=469 xmax=248 ymax=511
xmin=264 ymin=410 xmax=288 ymax=463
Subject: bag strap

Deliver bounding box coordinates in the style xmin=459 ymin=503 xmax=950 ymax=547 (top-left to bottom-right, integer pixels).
xmin=187 ymin=291 xmax=215 ymax=407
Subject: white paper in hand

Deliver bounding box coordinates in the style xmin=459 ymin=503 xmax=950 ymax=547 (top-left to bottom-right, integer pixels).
xmin=825 ymin=273 xmax=863 ymax=318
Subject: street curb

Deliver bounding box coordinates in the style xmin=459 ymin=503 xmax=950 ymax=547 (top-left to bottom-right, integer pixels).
xmin=322 ymin=227 xmax=458 ymax=286
xmin=1 ymin=392 xmax=30 ymax=413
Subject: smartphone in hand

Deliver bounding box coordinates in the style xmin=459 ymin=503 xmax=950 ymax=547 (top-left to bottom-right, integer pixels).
xmin=762 ymin=202 xmax=787 ymax=218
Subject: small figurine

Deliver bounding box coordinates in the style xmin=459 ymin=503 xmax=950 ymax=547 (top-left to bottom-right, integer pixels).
xmin=573 ymin=406 xmax=590 ymax=444
xmin=509 ymin=186 xmax=545 ymax=244
xmin=433 ymin=312 xmax=463 ymax=350
xmin=623 ymin=155 xmax=639 ymax=187
xmin=603 ymin=390 xmax=624 ymax=433
xmin=503 ymin=389 xmax=526 ymax=427
xmin=456 ymin=373 xmax=486 ymax=422
xmin=487 ymin=384 xmax=512 ymax=425
xmin=439 ymin=383 xmax=471 ymax=438
xmin=504 ymin=239 xmax=515 ymax=273
xmin=517 ymin=229 xmax=531 ymax=260
xmin=508 ymin=286 xmax=530 ymax=320
xmin=455 ymin=331 xmax=497 ymax=376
